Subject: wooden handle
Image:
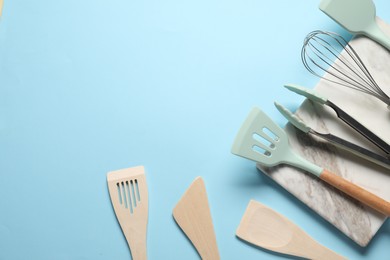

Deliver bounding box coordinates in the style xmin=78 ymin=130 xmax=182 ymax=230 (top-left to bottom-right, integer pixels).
xmin=126 ymin=236 xmax=147 ymax=260
xmin=129 ymin=243 xmax=147 ymax=260
xmin=302 ymin=239 xmax=347 ymax=260
xmin=320 ymin=170 xmax=390 ymax=216
xmin=0 ymin=0 xmax=3 ymax=17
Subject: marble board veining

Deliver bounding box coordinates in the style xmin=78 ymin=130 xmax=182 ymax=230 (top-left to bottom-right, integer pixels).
xmin=259 ymin=18 xmax=390 ymax=247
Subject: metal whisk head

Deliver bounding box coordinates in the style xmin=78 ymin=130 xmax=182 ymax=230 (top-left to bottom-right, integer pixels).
xmin=302 ymin=30 xmax=390 ymax=109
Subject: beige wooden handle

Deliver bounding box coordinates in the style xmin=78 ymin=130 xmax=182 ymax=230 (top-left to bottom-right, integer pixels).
xmin=0 ymin=0 xmax=3 ymax=17
xmin=126 ymin=236 xmax=147 ymax=260
xmin=320 ymin=170 xmax=390 ymax=216
xmin=129 ymin=244 xmax=147 ymax=260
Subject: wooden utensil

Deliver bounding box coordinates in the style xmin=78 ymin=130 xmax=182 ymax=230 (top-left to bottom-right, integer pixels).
xmin=107 ymin=166 xmax=149 ymax=260
xmin=0 ymin=0 xmax=3 ymax=17
xmin=237 ymin=200 xmax=347 ymax=260
xmin=173 ymin=177 xmax=220 ymax=260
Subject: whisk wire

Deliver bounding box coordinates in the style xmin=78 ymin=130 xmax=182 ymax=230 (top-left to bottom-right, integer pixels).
xmin=302 ymin=31 xmax=390 ymax=106
xmin=341 ymin=39 xmax=385 ymax=94
xmin=303 ymin=40 xmax=378 ymax=98
xmin=305 ymin=32 xmax=377 ymax=94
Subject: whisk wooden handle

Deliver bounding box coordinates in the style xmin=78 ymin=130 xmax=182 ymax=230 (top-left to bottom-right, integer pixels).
xmin=320 ymin=170 xmax=390 ymax=216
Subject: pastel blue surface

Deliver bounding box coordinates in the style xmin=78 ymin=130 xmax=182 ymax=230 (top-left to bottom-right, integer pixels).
xmin=0 ymin=0 xmax=389 ymax=259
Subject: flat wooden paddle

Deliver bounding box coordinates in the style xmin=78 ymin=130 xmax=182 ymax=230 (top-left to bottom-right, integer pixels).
xmin=107 ymin=166 xmax=149 ymax=260
xmin=173 ymin=177 xmax=220 ymax=260
xmin=237 ymin=200 xmax=347 ymax=260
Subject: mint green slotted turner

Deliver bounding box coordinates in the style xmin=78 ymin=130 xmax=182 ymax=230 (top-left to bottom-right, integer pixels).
xmin=320 ymin=0 xmax=390 ymax=50
xmin=231 ymin=107 xmax=390 ymax=216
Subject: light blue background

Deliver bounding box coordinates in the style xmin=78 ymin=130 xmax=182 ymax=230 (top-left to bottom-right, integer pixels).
xmin=0 ymin=0 xmax=389 ymax=259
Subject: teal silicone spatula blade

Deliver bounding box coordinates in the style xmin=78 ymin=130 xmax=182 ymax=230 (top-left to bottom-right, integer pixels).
xmin=231 ymin=107 xmax=287 ymax=167
xmin=231 ymin=107 xmax=322 ymax=176
xmin=320 ymin=0 xmax=376 ymax=33
xmin=319 ymin=0 xmax=390 ymax=50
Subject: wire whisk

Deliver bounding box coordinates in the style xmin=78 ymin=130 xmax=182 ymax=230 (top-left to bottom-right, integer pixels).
xmin=302 ymin=30 xmax=390 ymax=109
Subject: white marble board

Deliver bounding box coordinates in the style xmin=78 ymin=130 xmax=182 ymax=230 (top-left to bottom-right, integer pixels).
xmin=259 ymin=18 xmax=390 ymax=247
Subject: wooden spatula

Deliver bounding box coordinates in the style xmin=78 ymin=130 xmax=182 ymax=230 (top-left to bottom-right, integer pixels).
xmin=236 ymin=200 xmax=346 ymax=260
xmin=107 ymin=166 xmax=148 ymax=260
xmin=173 ymin=177 xmax=220 ymax=260
xmin=0 ymin=0 xmax=3 ymax=17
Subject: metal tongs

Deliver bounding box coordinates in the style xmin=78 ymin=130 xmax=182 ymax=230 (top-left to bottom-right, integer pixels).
xmin=275 ymin=84 xmax=390 ymax=170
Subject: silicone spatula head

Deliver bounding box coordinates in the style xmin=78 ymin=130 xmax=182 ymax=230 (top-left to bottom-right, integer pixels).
xmin=319 ymin=0 xmax=376 ymax=34
xmin=231 ymin=107 xmax=322 ymax=176
xmin=231 ymin=107 xmax=289 ymax=167
xmin=320 ymin=0 xmax=390 ymax=54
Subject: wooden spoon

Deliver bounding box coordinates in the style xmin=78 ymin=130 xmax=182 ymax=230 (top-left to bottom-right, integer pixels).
xmin=236 ymin=200 xmax=347 ymax=260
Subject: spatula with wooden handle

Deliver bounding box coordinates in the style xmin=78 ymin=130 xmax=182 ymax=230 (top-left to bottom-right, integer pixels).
xmin=237 ymin=200 xmax=347 ymax=260
xmin=107 ymin=166 xmax=149 ymax=260
xmin=173 ymin=177 xmax=220 ymax=260
xmin=232 ymin=107 xmax=390 ymax=216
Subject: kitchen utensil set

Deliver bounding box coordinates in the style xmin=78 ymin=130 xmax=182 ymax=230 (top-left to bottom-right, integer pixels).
xmin=107 ymin=172 xmax=220 ymax=260
xmin=237 ymin=200 xmax=346 ymax=260
xmin=106 ymin=1 xmax=390 ymax=259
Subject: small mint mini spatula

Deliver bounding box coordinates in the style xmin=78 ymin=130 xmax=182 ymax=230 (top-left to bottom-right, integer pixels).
xmin=320 ymin=0 xmax=390 ymax=51
xmin=231 ymin=107 xmax=390 ymax=216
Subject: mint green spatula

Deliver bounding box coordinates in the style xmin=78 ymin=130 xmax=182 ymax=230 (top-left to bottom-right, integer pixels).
xmin=231 ymin=107 xmax=390 ymax=216
xmin=320 ymin=0 xmax=390 ymax=50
